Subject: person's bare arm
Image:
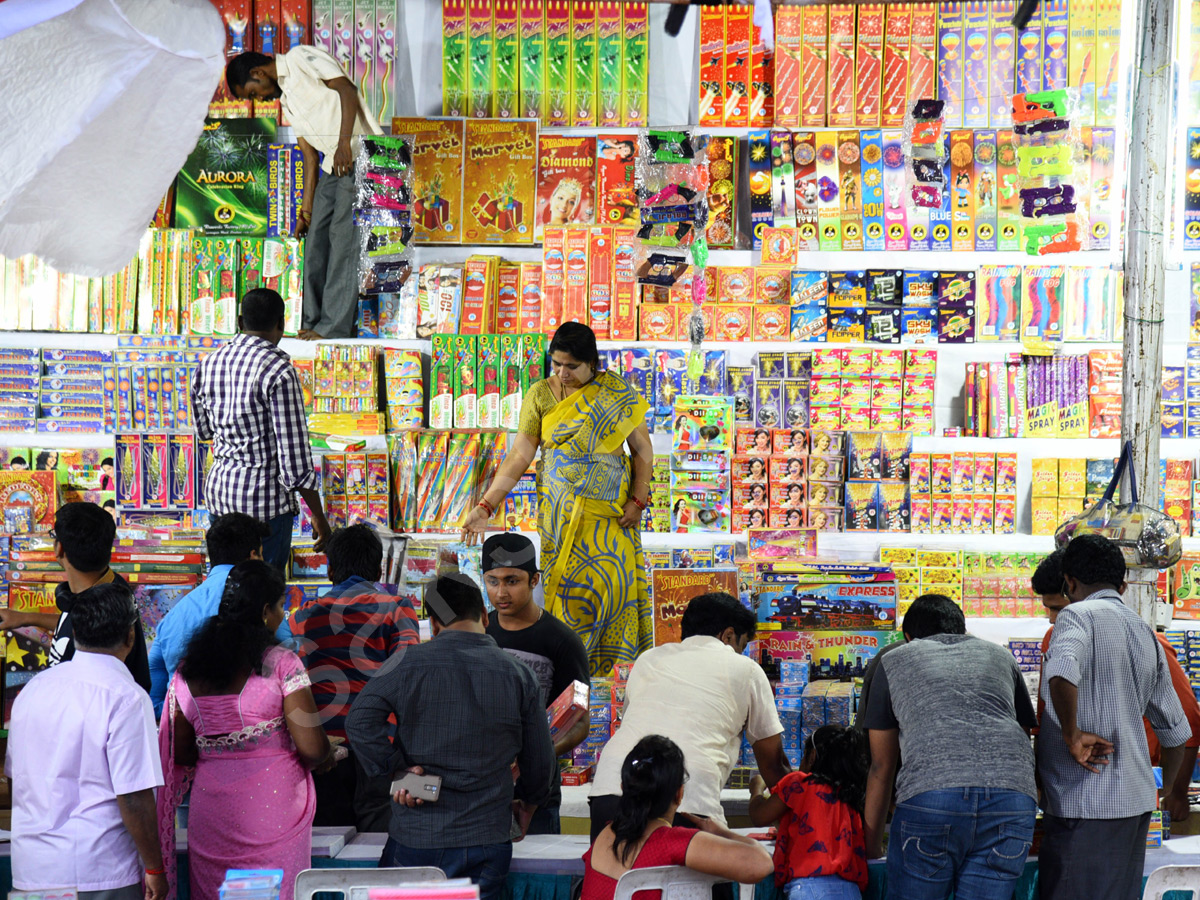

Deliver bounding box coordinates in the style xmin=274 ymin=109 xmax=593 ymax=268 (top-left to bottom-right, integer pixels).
xmin=282 ymin=685 xmax=333 ymax=770
xmin=321 ymin=76 xmax=362 ymax=176
xmin=173 ymin=708 xmax=198 ymax=767
xmin=1165 ymin=744 xmax=1198 ymax=823
xmin=297 ymin=487 xmax=331 ymax=553
xmin=682 ymin=821 xmax=774 ymax=884
xmin=0 ymin=610 xmax=59 ymax=632
xmin=618 ymin=423 xmax=654 ymax=528
xmin=864 ymin=729 xmax=899 ymax=859
xmin=461 ymin=431 xmax=539 ymax=538
xmin=295 ymin=136 xmax=320 ymax=238
xmin=1160 ymin=743 xmax=1187 ymax=818
xmin=748 ymin=775 xmax=787 ymax=827
xmin=1048 ymin=676 xmax=1114 ymax=773
xmin=751 ymin=733 xmax=791 ymax=789
xmin=117 ymin=788 xmax=166 ymax=900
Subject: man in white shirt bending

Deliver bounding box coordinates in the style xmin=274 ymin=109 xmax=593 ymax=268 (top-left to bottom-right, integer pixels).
xmin=8 ymin=582 xmax=165 ymax=900
xmin=589 ymin=592 xmax=790 ymax=840
xmin=224 ymin=46 xmax=382 ymax=340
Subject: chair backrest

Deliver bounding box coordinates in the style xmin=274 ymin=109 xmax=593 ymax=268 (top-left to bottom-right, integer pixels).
xmin=613 ymin=866 xmax=732 ymax=900
xmin=294 ymin=866 xmax=447 ymax=900
xmin=1144 ymin=865 xmax=1200 ymax=900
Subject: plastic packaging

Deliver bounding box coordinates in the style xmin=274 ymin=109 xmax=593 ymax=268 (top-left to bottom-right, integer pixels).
xmin=1011 ymin=88 xmax=1090 ymax=257
xmin=634 ymin=128 xmax=710 ymax=286
xmin=903 ymin=98 xmax=948 ymax=209
xmin=355 ymin=135 xmax=415 ymax=296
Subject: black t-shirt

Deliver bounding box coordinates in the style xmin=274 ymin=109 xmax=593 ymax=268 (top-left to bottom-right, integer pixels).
xmin=53 ymin=572 xmax=152 ymax=693
xmin=487 ymin=609 xmax=591 ymax=811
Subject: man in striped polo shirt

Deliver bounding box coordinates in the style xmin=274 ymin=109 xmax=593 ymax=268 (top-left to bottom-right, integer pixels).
xmin=293 ymin=523 xmax=419 ymax=831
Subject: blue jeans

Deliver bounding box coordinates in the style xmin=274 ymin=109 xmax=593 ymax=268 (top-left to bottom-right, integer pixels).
xmin=887 ymin=788 xmax=1036 ymax=900
xmin=784 ymin=876 xmax=862 ymax=900
xmin=261 ymin=512 xmax=294 ymax=573
xmin=381 ymin=839 xmax=513 ymax=900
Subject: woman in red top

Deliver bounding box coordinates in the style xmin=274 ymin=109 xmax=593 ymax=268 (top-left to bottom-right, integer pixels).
xmin=748 ymin=726 xmax=869 ymax=900
xmin=582 ymin=735 xmax=773 ymax=900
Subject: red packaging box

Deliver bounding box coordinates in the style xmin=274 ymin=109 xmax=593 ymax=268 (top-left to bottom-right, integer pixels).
xmin=495 ymin=264 xmax=521 ymax=334
xmin=801 ymin=6 xmax=830 ymax=126
xmin=770 ymin=456 xmax=808 ymax=485
xmin=853 ymin=3 xmax=885 ymax=126
xmin=639 ymin=305 xmax=678 ymax=341
xmin=541 ymin=227 xmax=566 ymax=330
xmin=562 ymin=228 xmax=590 ymax=324
xmin=775 ymin=6 xmax=804 ymax=127
xmin=518 ymin=262 xmax=543 ymax=334
xmin=711 ymin=304 xmax=754 ymax=342
xmin=724 ymin=4 xmax=753 ymax=125
xmin=548 ymin=680 xmax=589 ymax=742
xmin=588 ymin=227 xmax=614 ymax=337
xmin=698 ymin=5 xmax=726 ymax=126
xmin=881 ymin=4 xmax=912 ymax=126
xmin=752 ymin=306 xmax=791 ymax=341
xmin=611 ymin=228 xmax=639 ymax=340
xmin=826 ymin=5 xmax=857 ymax=127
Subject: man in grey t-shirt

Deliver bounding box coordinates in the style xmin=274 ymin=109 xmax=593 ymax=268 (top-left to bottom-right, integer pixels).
xmin=862 ymin=594 xmax=1038 ymax=900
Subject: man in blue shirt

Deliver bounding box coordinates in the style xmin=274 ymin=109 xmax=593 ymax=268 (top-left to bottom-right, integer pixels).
xmin=148 ymin=513 xmax=290 ymax=717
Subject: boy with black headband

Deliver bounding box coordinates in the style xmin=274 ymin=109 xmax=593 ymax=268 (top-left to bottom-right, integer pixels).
xmin=482 ymin=533 xmax=590 ymax=834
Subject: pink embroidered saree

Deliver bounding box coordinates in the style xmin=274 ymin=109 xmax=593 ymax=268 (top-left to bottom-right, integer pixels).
xmin=157 ymin=645 xmax=316 ymax=900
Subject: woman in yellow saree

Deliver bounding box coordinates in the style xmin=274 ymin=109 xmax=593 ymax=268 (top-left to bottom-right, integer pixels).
xmin=463 ymin=323 xmax=654 ymax=676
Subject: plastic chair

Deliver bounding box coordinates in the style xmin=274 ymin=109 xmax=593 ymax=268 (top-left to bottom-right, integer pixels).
xmin=612 ymin=866 xmax=733 ymax=900
xmin=1144 ymin=866 xmax=1200 ymax=900
xmin=294 ymin=866 xmax=447 ymax=900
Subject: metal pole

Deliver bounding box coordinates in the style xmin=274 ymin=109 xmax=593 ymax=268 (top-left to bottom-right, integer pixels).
xmin=1121 ymin=0 xmax=1174 ymax=625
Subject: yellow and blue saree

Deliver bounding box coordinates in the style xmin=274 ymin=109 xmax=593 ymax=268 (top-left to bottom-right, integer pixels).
xmin=536 ymin=371 xmax=652 ymax=677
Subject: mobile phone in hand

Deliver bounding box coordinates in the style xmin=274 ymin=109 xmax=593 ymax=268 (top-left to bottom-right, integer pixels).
xmin=390 ymin=772 xmax=443 ymax=803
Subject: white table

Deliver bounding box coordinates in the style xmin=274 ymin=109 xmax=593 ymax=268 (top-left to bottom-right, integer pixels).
xmin=559 ymin=786 xmax=752 ymax=822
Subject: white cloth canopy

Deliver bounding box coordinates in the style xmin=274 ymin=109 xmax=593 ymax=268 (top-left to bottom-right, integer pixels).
xmin=0 ymin=0 xmax=224 ymax=276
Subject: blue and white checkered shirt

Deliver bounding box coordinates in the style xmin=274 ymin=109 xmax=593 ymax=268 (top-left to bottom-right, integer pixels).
xmin=191 ymin=334 xmax=318 ymax=521
xmin=1038 ymin=589 xmax=1191 ymax=819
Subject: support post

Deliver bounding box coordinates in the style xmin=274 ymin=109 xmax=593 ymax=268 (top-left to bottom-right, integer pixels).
xmin=1121 ymin=0 xmax=1174 ymax=624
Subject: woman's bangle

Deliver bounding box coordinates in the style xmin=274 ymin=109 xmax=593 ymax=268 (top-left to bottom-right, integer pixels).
xmin=630 ymin=495 xmax=648 ymax=511
xmin=145 ymin=867 xmax=165 ymax=877
xmin=478 ymin=497 xmax=495 ymax=517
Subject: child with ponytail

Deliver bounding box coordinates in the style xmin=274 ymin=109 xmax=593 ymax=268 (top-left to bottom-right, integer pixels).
xmin=748 ymin=726 xmax=870 ymax=900
xmin=582 ymin=735 xmax=773 ymax=900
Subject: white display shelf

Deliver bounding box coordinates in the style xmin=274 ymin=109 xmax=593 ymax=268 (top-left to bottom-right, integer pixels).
xmin=0 ymin=431 xmax=114 ymax=448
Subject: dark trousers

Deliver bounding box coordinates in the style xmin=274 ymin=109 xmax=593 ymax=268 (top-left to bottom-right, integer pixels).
xmin=589 ymin=795 xmax=733 ymax=900
xmin=261 ymin=512 xmax=294 ymax=573
xmin=527 ymin=804 xmax=561 ymax=836
xmin=381 ymin=839 xmax=513 ymax=900
xmin=303 ymin=168 xmax=360 ymax=338
xmin=313 ymin=749 xmax=393 ymax=833
xmin=1038 ymin=813 xmax=1152 ymax=900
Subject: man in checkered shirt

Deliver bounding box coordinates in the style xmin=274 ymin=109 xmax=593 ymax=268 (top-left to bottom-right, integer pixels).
xmin=191 ymin=289 xmax=332 ymax=570
xmin=1038 ymin=534 xmax=1190 ymax=900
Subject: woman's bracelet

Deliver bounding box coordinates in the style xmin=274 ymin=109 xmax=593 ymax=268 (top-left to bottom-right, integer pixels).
xmin=145 ymin=867 xmax=166 ymax=877
xmin=478 ymin=497 xmax=495 ymax=517
xmin=630 ymin=495 xmax=648 ymax=511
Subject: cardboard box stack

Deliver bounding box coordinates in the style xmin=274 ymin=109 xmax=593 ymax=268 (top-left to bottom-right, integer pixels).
xmin=880 ymin=548 xmax=964 ymax=617
xmin=963 ymin=552 xmax=1049 ymax=618
xmin=912 ymin=451 xmax=1017 ymax=536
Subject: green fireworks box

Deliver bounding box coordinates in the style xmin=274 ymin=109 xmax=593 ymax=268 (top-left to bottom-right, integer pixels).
xmin=175 ymin=118 xmax=278 ymax=236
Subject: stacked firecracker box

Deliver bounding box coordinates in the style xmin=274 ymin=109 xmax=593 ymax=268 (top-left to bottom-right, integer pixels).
xmin=908 ymin=452 xmax=1018 ymax=536
xmin=880 ymin=548 xmax=963 ymax=616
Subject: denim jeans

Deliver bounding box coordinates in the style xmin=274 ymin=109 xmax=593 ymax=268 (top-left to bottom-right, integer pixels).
xmin=887 ymin=788 xmax=1036 ymax=900
xmin=260 ymin=512 xmax=294 ymax=573
xmin=784 ymin=876 xmax=862 ymax=900
xmin=381 ymin=839 xmax=513 ymax=900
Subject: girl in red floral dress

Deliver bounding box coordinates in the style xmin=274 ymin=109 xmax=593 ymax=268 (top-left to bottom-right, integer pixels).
xmin=749 ymin=726 xmax=870 ymax=900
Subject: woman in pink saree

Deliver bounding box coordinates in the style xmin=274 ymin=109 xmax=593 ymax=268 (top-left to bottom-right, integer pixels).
xmin=157 ymin=561 xmax=334 ymax=900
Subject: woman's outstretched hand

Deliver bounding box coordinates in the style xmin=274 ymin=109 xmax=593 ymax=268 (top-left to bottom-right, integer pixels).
xmin=461 ymin=505 xmax=490 ymax=544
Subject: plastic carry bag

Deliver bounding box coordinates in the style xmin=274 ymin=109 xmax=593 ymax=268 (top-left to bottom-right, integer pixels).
xmin=1055 ymin=440 xmax=1182 ymax=569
